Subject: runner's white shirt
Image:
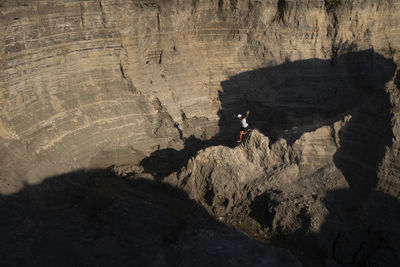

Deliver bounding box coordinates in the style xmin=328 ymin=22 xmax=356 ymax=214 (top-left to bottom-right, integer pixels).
xmin=240 ymin=118 xmax=248 ymax=128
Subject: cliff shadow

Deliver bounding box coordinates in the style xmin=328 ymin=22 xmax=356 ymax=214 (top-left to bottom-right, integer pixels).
xmin=247 ymin=52 xmax=398 ymax=265
xmin=141 ymin=49 xmax=396 ymax=181
xmin=218 ymin=49 xmax=395 ymax=144
xmin=332 ymin=86 xmax=394 ymax=198
xmin=316 ymin=189 xmax=400 ymax=266
xmin=0 ymin=169 xmax=197 ymax=266
xmin=249 ymin=89 xmax=398 ymax=265
xmin=249 ymin=187 xmax=400 ymax=266
xmin=0 ymin=169 xmax=299 ymax=266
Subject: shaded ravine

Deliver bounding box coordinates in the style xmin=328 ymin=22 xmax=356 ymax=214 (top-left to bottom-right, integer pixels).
xmin=0 ymin=169 xmax=300 ymax=266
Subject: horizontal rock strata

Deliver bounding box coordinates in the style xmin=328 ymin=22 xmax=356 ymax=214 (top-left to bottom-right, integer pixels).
xmin=1 ymin=0 xmax=399 ymax=193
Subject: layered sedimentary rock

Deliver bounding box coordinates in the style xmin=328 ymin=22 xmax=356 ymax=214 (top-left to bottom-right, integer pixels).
xmin=1 ymin=0 xmax=399 ymax=194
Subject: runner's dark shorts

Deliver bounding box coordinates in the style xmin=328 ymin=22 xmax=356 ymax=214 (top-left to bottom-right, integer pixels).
xmin=240 ymin=126 xmax=248 ymax=132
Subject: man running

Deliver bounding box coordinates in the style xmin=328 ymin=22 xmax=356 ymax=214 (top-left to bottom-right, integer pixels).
xmin=236 ymin=110 xmax=250 ymax=143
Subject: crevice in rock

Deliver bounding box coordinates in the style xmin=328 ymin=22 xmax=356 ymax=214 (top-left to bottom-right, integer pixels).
xmin=99 ymin=0 xmax=106 ymax=27
xmin=325 ymin=0 xmax=342 ymax=13
xmin=159 ymin=51 xmax=163 ymax=64
xmin=204 ymin=178 xmax=215 ymax=207
xmin=275 ymin=0 xmax=287 ymax=23
xmin=218 ymin=0 xmax=224 ymax=12
xmin=329 ymin=13 xmax=339 ymax=65
xmin=385 ymin=31 xmax=395 ymax=55
xmin=119 ymin=62 xmax=127 ymax=80
xmin=395 ymin=68 xmax=400 ymax=89
xmin=156 ymin=12 xmax=160 ymax=32
xmin=174 ymin=122 xmax=185 ymax=142
xmin=119 ymin=61 xmax=137 ymax=94
xmin=80 ymin=2 xmax=85 ymax=27
xmin=119 ymin=41 xmax=140 ymax=95
xmin=229 ymin=0 xmax=238 ymax=11
xmin=190 ymin=0 xmax=199 ymax=15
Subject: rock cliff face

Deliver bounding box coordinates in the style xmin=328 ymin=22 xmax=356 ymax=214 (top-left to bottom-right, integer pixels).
xmin=1 ymin=0 xmax=399 ymax=193
xmin=1 ymin=0 xmax=400 ymax=265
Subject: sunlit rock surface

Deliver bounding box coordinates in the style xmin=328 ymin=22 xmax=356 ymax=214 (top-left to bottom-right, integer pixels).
xmin=1 ymin=0 xmax=399 ymax=193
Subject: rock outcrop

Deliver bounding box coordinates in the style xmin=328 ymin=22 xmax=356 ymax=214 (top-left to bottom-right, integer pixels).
xmin=164 ymin=80 xmax=400 ymax=265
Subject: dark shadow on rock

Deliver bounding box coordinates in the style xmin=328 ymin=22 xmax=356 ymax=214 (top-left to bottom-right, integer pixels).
xmin=395 ymin=69 xmax=400 ymax=89
xmin=249 ymin=190 xmax=324 ymax=266
xmin=0 ymin=169 xmax=299 ymax=267
xmin=140 ymin=135 xmax=233 ymax=181
xmin=249 ymin=188 xmax=400 ymax=266
xmin=218 ymin=49 xmax=395 ymax=144
xmin=247 ymin=57 xmax=398 ymax=265
xmin=318 ymin=189 xmax=400 ymax=266
xmin=333 ymin=87 xmax=394 ymax=198
xmin=141 ymin=49 xmax=396 ymax=181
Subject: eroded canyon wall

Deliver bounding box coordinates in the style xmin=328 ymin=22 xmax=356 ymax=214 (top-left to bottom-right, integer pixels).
xmin=0 ymin=0 xmax=399 ymax=194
